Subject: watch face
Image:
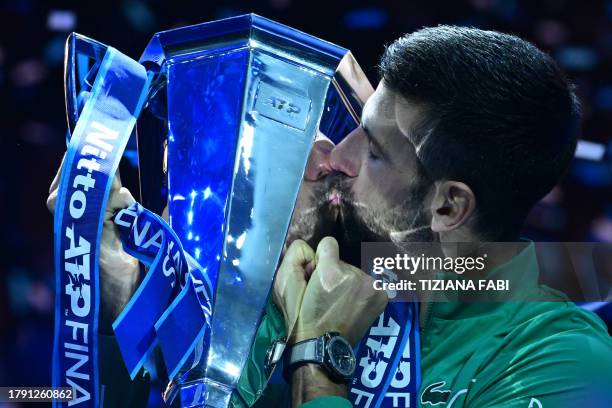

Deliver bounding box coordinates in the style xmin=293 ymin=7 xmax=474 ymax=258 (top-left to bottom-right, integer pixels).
xmin=327 ymin=336 xmax=356 ymax=378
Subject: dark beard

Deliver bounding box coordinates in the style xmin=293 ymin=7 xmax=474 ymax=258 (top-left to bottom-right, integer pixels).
xmin=285 ymin=181 xmax=338 ymax=250
xmin=286 ymin=172 xmax=436 ymax=267
xmin=322 ymin=174 xmax=378 ymax=266
xmin=326 ymin=172 xmax=436 ymax=266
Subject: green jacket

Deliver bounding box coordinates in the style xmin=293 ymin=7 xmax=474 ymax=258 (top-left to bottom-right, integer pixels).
xmin=101 ymin=244 xmax=612 ymax=407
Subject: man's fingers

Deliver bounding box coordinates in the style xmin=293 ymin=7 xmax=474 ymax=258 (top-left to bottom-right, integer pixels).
xmin=282 ymin=239 xmax=316 ymax=272
xmin=110 ymin=170 xmax=123 ymax=193
xmin=51 ymin=182 xmax=134 ymax=216
xmin=115 ymin=187 xmax=136 ymax=208
xmin=162 ymin=205 xmax=169 ymax=222
xmin=304 ymin=259 xmax=316 ymax=279
xmin=106 ymin=187 xmax=136 ymax=215
xmin=47 ymin=152 xmax=134 ymax=227
xmin=49 ymin=154 xmax=125 ymax=193
xmin=315 ymin=236 xmax=340 ymax=265
xmin=47 ymin=153 xmax=67 ymax=213
xmin=46 ymin=190 xmax=57 ymax=213
xmin=48 ymin=153 xmax=66 ymax=194
xmin=101 ymin=169 xmax=130 ymax=214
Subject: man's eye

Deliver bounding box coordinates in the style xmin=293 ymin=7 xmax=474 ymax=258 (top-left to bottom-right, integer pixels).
xmin=368 ymin=141 xmax=380 ymax=160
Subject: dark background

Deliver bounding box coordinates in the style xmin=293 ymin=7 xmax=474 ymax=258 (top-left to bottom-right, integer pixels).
xmin=1 ymin=0 xmax=611 ymax=405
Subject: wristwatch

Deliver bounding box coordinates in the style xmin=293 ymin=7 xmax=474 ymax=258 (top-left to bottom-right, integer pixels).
xmin=283 ymin=332 xmax=356 ymax=383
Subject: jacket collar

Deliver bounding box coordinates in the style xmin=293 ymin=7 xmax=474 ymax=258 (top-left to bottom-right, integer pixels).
xmin=425 ymin=241 xmax=542 ymax=322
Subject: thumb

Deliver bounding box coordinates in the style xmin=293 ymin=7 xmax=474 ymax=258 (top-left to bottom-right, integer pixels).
xmin=106 ymin=167 xmax=132 ymax=214
xmin=110 ymin=170 xmax=122 ymax=194
xmin=315 ymin=236 xmax=340 ymax=266
xmin=105 ymin=187 xmax=136 ymax=222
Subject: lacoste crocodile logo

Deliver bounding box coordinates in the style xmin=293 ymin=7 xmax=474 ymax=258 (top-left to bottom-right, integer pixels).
xmin=421 ymin=381 xmax=452 ymax=405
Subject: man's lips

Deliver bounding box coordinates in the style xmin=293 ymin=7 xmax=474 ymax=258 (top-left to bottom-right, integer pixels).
xmin=328 ymin=190 xmax=342 ymax=206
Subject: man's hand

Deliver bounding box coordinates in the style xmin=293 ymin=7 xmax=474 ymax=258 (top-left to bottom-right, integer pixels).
xmin=47 ymin=155 xmax=140 ymax=333
xmin=273 ymin=240 xmax=316 ymax=338
xmin=294 ymin=236 xmax=388 ymax=346
xmin=287 ymin=237 xmax=388 ymax=407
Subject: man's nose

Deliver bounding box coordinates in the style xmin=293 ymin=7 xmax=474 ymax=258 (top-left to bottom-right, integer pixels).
xmin=304 ymin=136 xmax=334 ymax=181
xmin=329 ymin=126 xmax=363 ymax=177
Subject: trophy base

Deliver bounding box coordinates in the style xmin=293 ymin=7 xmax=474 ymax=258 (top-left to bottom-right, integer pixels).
xmin=166 ymin=378 xmax=233 ymax=408
xmin=201 ymin=379 xmax=233 ymax=408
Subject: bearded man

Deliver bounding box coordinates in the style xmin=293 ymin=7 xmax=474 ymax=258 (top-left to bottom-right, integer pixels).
xmin=48 ymin=26 xmax=612 ymax=408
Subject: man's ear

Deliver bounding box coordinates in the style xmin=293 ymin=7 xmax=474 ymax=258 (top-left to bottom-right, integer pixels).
xmin=430 ymin=181 xmax=476 ymax=232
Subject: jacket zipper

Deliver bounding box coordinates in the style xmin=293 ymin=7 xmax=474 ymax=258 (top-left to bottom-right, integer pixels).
xmin=419 ymin=295 xmax=436 ymax=346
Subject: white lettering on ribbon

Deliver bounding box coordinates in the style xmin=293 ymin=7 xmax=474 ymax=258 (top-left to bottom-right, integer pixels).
xmin=62 ymin=119 xmax=118 ymax=405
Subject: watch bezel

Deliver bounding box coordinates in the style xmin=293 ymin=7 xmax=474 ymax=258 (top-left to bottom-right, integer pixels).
xmin=324 ymin=333 xmax=356 ymax=380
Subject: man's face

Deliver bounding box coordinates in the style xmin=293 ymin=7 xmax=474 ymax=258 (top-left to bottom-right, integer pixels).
xmin=285 ymin=132 xmax=338 ymax=250
xmin=287 ymin=82 xmax=435 ymax=264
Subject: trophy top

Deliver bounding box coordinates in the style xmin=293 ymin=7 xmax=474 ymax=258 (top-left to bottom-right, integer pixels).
xmin=139 ymin=13 xmax=350 ymax=75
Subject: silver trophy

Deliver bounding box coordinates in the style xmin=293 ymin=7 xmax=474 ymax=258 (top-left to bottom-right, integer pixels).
xmin=131 ymin=14 xmax=372 ymax=407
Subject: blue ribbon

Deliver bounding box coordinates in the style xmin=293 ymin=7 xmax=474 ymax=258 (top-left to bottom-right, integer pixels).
xmin=54 ymin=37 xmax=213 ymax=407
xmin=154 ymin=263 xmax=213 ymax=380
xmin=350 ymin=302 xmax=421 ymax=408
xmin=112 ymin=202 xmax=187 ymax=377
xmin=112 ymin=203 xmax=212 ymax=379
xmin=52 ymin=45 xmax=149 ymax=407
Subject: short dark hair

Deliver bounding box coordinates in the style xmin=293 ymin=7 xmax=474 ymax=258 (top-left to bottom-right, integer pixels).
xmin=379 ymin=25 xmax=580 ymax=240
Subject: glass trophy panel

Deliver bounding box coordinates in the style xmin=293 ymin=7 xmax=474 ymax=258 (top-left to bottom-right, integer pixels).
xmin=203 ymin=48 xmax=331 ymax=406
xmin=166 ymin=48 xmax=250 ymax=286
xmin=320 ymin=83 xmax=361 ymax=144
